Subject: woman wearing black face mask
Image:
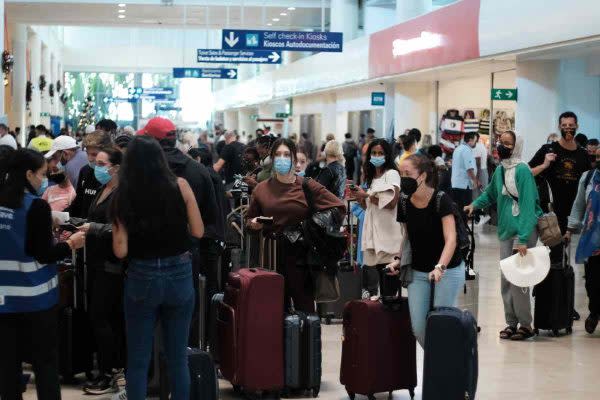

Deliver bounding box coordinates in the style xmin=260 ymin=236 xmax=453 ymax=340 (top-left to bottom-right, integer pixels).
xmin=387 ymin=154 xmax=465 ymax=347
xmin=465 ymin=131 xmax=542 ymax=341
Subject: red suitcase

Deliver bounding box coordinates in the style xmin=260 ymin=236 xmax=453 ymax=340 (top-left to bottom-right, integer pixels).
xmin=340 ymin=298 xmax=417 ymax=400
xmin=217 ymin=268 xmax=285 ymax=394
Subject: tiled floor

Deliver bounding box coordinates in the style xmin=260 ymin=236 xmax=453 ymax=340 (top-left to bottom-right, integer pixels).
xmin=23 ymin=227 xmax=600 ymax=399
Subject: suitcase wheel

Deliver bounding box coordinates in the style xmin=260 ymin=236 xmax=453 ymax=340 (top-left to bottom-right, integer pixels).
xmin=346 ymin=390 xmax=355 ymax=400
xmin=312 ymin=387 xmax=320 ymax=398
xmin=409 ymin=387 xmax=415 ymax=399
xmin=552 ymin=329 xmax=560 ymax=337
xmin=534 ymin=328 xmax=539 ymax=335
xmin=566 ymin=327 xmax=573 ymax=335
xmin=388 ymin=391 xmax=393 ymax=399
xmin=368 ymin=395 xmax=376 ymax=400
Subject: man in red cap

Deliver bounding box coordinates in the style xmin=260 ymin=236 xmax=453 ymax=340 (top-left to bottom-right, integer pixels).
xmin=137 ymin=117 xmax=220 ymax=347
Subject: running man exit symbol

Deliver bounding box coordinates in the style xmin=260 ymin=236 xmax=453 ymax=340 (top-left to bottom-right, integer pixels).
xmin=491 ymin=89 xmax=518 ymax=101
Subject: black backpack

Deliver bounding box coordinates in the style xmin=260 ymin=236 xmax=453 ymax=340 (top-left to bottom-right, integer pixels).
xmin=399 ymin=191 xmax=470 ymax=259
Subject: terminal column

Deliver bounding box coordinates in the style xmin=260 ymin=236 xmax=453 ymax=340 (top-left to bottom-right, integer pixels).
xmin=331 ymin=0 xmax=358 ymax=41
xmin=40 ymin=45 xmax=51 ymax=128
xmin=28 ymin=31 xmax=42 ymax=127
xmin=10 ymin=24 xmax=27 ymax=142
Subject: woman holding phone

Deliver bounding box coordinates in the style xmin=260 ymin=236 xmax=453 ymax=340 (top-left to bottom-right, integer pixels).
xmin=246 ymin=138 xmax=345 ymax=312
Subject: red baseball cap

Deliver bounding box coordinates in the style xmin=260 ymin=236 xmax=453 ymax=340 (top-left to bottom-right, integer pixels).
xmin=137 ymin=117 xmax=176 ymax=140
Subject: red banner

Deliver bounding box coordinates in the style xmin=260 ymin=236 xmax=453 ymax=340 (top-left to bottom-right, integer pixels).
xmin=369 ymin=0 xmax=481 ymax=79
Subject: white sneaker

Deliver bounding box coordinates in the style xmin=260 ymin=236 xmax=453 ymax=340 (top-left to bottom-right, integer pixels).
xmin=476 ymin=215 xmax=491 ymax=227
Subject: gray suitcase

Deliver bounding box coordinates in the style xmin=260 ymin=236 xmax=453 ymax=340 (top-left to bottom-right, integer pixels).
xmin=284 ymin=311 xmax=322 ymax=397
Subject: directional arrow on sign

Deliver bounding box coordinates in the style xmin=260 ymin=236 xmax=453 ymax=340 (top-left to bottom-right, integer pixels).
xmin=224 ymin=31 xmax=239 ymax=48
xmin=227 ymin=69 xmax=237 ymax=78
xmin=268 ymin=51 xmax=280 ymax=63
xmin=506 ymin=91 xmax=513 ymax=99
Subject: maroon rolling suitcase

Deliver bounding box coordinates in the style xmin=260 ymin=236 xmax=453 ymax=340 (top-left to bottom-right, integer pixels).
xmin=340 ymin=297 xmax=417 ymax=400
xmin=217 ymin=268 xmax=285 ymax=395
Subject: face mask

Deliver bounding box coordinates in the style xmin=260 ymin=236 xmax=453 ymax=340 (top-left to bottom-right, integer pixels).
xmin=57 ymin=162 xmax=64 ymax=170
xmin=497 ymin=144 xmax=513 ymax=160
xmin=94 ymin=165 xmax=112 ymax=185
xmin=561 ymin=128 xmax=576 ymax=140
xmin=370 ymin=156 xmax=385 ymax=168
xmin=273 ymin=157 xmax=292 ymax=175
xmin=49 ymin=172 xmax=66 ymax=184
xmin=401 ymin=177 xmax=419 ymax=196
xmin=297 ymin=170 xmax=305 ymax=177
xmin=88 ymin=161 xmax=96 ymax=169
xmin=37 ymin=178 xmax=48 ymax=196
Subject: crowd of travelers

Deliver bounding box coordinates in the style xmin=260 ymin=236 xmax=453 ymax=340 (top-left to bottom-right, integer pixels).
xmin=0 ymin=110 xmax=598 ymax=400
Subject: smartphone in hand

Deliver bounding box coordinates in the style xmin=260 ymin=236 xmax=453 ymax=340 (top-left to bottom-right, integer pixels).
xmin=257 ymin=216 xmax=274 ymax=225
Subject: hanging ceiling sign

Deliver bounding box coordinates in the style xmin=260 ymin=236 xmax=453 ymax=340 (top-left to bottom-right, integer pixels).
xmin=196 ymin=49 xmax=282 ymax=64
xmin=173 ymin=68 xmax=238 ymax=79
xmin=369 ymin=0 xmax=480 ymax=78
xmin=222 ymin=29 xmax=343 ymax=53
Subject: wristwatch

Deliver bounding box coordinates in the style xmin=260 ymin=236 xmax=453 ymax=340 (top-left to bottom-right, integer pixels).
xmin=434 ymin=264 xmax=447 ymax=272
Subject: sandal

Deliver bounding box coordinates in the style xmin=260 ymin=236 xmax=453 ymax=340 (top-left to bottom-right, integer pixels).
xmin=511 ymin=327 xmax=535 ymax=341
xmin=499 ymin=326 xmax=517 ymax=339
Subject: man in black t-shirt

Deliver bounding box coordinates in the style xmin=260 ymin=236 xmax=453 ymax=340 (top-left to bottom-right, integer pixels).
xmin=214 ymin=131 xmax=245 ymax=186
xmin=529 ymin=111 xmax=591 ymax=231
xmin=529 ymin=111 xmax=590 ymax=321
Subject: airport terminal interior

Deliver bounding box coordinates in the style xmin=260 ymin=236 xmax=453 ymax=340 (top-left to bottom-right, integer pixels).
xmin=0 ymin=0 xmax=599 ymax=399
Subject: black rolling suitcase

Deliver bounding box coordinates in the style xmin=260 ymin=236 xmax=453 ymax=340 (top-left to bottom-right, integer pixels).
xmin=284 ymin=311 xmax=322 ymax=397
xmin=423 ymin=282 xmax=478 ymax=400
xmin=159 ymin=275 xmax=219 ymax=400
xmin=58 ymin=250 xmax=94 ymax=383
xmin=209 ymin=293 xmax=224 ymax=362
xmin=533 ymin=243 xmax=574 ymax=336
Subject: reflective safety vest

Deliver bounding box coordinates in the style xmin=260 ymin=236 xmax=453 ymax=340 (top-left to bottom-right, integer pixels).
xmin=0 ymin=193 xmax=58 ymax=313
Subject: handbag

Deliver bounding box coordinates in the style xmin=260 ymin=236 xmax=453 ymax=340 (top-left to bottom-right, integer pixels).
xmin=536 ymin=179 xmax=562 ymax=247
xmin=313 ymin=270 xmax=340 ymax=303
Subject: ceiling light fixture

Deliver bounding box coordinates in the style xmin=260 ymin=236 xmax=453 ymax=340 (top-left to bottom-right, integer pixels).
xmin=118 ymin=15 xmax=126 ymax=19
xmin=118 ymin=3 xmax=126 ymax=7
xmin=267 ymin=23 xmax=272 ymax=26
xmin=272 ymin=18 xmax=280 ymax=22
xmin=288 ymin=7 xmax=296 ymax=11
xmin=118 ymin=9 xmax=126 ymax=13
xmin=280 ymin=12 xmax=287 ymax=16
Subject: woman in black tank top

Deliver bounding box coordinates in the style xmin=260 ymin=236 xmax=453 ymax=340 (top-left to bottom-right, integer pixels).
xmin=110 ymin=135 xmax=203 ymax=400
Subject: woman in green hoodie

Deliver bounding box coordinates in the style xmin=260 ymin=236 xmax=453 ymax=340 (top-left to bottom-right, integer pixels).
xmin=465 ymin=131 xmax=542 ymax=341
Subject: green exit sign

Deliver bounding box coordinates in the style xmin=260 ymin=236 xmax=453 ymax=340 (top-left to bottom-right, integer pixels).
xmin=40 ymin=112 xmax=50 ymax=117
xmin=275 ymin=113 xmax=289 ymax=118
xmin=491 ymin=89 xmax=517 ymax=101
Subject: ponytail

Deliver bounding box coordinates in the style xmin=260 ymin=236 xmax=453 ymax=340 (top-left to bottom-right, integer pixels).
xmin=0 ymin=149 xmax=46 ymax=208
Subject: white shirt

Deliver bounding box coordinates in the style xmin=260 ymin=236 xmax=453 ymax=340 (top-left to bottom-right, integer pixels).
xmin=472 ymin=142 xmax=488 ymax=170
xmin=0 ymin=134 xmax=17 ymax=149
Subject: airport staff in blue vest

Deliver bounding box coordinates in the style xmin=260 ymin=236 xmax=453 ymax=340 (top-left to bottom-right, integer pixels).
xmin=0 ymin=148 xmax=85 ymax=400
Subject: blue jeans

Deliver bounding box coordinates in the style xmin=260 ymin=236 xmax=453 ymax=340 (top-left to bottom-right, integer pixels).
xmin=124 ymin=253 xmax=195 ymax=400
xmin=407 ymin=263 xmax=465 ymax=346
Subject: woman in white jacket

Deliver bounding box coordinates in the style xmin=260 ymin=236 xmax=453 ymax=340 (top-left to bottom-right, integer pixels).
xmin=353 ymin=139 xmax=404 ymax=297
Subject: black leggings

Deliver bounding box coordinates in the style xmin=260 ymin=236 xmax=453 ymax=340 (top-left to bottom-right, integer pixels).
xmin=363 ymin=265 xmax=400 ymax=298
xmin=0 ymin=306 xmax=61 ymax=400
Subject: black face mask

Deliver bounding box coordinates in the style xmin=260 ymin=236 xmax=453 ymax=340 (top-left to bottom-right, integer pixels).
xmin=497 ymin=144 xmax=513 ymax=160
xmin=401 ymin=177 xmax=419 ymax=196
xmin=49 ymin=172 xmax=66 ymax=184
xmin=560 ymin=128 xmax=576 ymax=140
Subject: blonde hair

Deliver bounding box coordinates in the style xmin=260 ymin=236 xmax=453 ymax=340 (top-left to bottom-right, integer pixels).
xmin=324 ymin=140 xmax=345 ymax=166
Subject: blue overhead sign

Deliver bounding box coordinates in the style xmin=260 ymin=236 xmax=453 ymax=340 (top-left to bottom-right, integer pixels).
xmin=173 ymin=68 xmax=238 ymax=79
xmin=196 ymin=49 xmax=281 ymax=64
xmin=222 ymin=29 xmax=343 ymax=53
xmin=371 ymin=92 xmax=385 ymax=106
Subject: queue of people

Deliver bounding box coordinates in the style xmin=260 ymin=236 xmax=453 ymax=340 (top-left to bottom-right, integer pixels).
xmin=1 ymin=110 xmax=599 ymax=400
